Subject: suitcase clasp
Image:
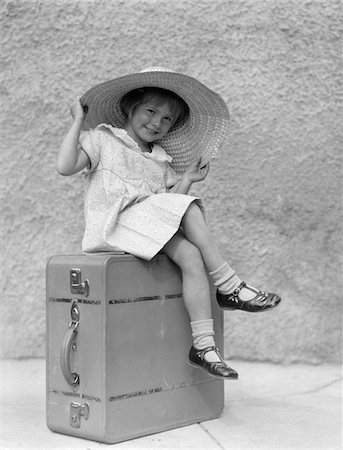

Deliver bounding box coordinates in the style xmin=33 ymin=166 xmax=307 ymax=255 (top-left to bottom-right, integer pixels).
xmin=70 ymin=268 xmax=89 ymax=297
xmin=70 ymin=401 xmax=89 ymax=428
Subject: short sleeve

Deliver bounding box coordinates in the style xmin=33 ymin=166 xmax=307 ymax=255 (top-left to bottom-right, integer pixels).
xmin=79 ymin=129 xmax=100 ymax=171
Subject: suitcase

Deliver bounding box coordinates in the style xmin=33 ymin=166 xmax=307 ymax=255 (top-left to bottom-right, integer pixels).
xmin=46 ymin=252 xmax=224 ymax=444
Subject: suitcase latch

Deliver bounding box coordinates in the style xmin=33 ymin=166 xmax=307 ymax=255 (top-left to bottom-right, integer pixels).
xmin=70 ymin=401 xmax=89 ymax=428
xmin=70 ymin=268 xmax=89 ymax=297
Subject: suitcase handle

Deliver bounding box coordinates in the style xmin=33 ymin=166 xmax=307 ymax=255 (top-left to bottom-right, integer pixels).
xmin=60 ymin=303 xmax=80 ymax=389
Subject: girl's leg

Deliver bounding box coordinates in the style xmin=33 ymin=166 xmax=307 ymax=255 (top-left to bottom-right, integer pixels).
xmin=182 ymin=203 xmax=282 ymax=309
xmin=163 ymin=231 xmax=238 ymax=378
xmin=182 ymin=203 xmax=225 ymax=273
xmin=163 ymin=230 xmax=211 ymax=322
xmin=181 ymin=202 xmax=243 ymax=292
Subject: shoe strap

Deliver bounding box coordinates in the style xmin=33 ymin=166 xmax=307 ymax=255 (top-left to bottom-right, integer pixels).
xmin=232 ymin=281 xmax=247 ymax=297
xmin=196 ymin=346 xmax=225 ymax=365
xmin=232 ymin=282 xmax=268 ymax=302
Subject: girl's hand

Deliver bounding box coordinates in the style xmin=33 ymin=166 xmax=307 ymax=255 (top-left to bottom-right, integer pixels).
xmin=168 ymin=157 xmax=210 ymax=194
xmin=184 ymin=157 xmax=210 ymax=183
xmin=70 ymin=97 xmax=87 ymax=122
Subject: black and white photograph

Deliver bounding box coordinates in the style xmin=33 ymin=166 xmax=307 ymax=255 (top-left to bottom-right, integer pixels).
xmin=0 ymin=0 xmax=341 ymax=449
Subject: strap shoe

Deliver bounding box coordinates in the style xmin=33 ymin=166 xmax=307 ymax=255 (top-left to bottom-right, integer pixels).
xmin=189 ymin=346 xmax=238 ymax=380
xmin=217 ymin=281 xmax=281 ymax=312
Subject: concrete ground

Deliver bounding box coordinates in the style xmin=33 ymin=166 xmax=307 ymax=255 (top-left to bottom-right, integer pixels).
xmin=0 ymin=359 xmax=341 ymax=450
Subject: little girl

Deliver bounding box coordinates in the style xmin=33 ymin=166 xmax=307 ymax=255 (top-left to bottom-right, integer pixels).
xmin=57 ymin=67 xmax=281 ymax=380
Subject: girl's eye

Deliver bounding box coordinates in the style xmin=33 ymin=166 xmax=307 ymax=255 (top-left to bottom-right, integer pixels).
xmin=164 ymin=117 xmax=172 ymax=122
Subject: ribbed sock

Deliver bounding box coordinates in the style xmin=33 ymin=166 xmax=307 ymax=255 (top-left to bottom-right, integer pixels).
xmin=209 ymin=262 xmax=242 ymax=294
xmin=190 ymin=319 xmax=221 ymax=362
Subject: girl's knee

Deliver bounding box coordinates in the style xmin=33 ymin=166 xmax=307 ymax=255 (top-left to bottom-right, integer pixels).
xmin=182 ymin=202 xmax=204 ymax=226
xmin=185 ymin=201 xmax=203 ymax=218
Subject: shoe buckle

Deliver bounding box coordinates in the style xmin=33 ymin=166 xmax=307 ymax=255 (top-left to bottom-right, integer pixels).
xmin=232 ymin=282 xmax=246 ymax=302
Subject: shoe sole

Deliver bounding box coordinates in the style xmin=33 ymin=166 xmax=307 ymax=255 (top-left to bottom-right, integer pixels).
xmin=187 ymin=360 xmax=239 ymax=380
xmin=219 ymin=298 xmax=282 ymax=313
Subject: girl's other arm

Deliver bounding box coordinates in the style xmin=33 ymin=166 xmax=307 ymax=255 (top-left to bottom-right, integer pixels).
xmin=169 ymin=158 xmax=210 ymax=194
xmin=56 ymin=98 xmax=90 ymax=176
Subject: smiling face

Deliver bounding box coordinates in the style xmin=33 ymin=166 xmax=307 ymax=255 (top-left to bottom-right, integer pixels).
xmin=121 ymin=87 xmax=189 ymax=151
xmin=126 ymin=99 xmax=175 ymax=149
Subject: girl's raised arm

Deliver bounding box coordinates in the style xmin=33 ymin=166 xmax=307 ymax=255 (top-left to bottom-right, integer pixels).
xmin=56 ymin=98 xmax=90 ymax=176
xmin=169 ymin=158 xmax=210 ymax=194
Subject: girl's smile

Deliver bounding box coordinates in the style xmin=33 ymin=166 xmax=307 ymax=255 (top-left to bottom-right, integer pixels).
xmin=126 ymin=101 xmax=175 ymax=150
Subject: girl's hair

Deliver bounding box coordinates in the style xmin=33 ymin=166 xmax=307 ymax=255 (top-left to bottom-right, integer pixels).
xmin=120 ymin=87 xmax=189 ymax=130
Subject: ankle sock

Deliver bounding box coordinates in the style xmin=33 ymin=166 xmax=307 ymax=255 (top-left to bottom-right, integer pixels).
xmin=209 ymin=262 xmax=242 ymax=295
xmin=190 ymin=319 xmax=215 ymax=349
xmin=190 ymin=319 xmax=221 ymax=363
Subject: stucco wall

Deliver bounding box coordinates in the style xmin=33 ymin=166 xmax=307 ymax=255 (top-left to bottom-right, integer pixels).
xmin=1 ymin=0 xmax=341 ymax=363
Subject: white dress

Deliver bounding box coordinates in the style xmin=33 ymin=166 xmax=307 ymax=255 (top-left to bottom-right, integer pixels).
xmin=79 ymin=124 xmax=201 ymax=260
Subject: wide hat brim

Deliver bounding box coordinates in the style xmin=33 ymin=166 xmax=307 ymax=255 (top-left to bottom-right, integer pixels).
xmin=80 ymin=68 xmax=230 ymax=174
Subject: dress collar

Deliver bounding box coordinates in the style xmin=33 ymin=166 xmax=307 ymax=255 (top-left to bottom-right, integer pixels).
xmin=96 ymin=124 xmax=173 ymax=163
xmin=97 ymin=124 xmax=139 ymax=150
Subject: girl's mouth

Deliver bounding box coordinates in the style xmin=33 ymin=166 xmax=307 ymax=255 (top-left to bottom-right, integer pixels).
xmin=145 ymin=127 xmax=158 ymax=134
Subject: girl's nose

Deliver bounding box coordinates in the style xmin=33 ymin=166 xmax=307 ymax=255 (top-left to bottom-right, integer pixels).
xmin=151 ymin=115 xmax=162 ymax=127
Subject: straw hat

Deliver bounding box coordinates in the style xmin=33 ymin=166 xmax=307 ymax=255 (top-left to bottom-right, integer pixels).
xmin=80 ymin=67 xmax=230 ymax=174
